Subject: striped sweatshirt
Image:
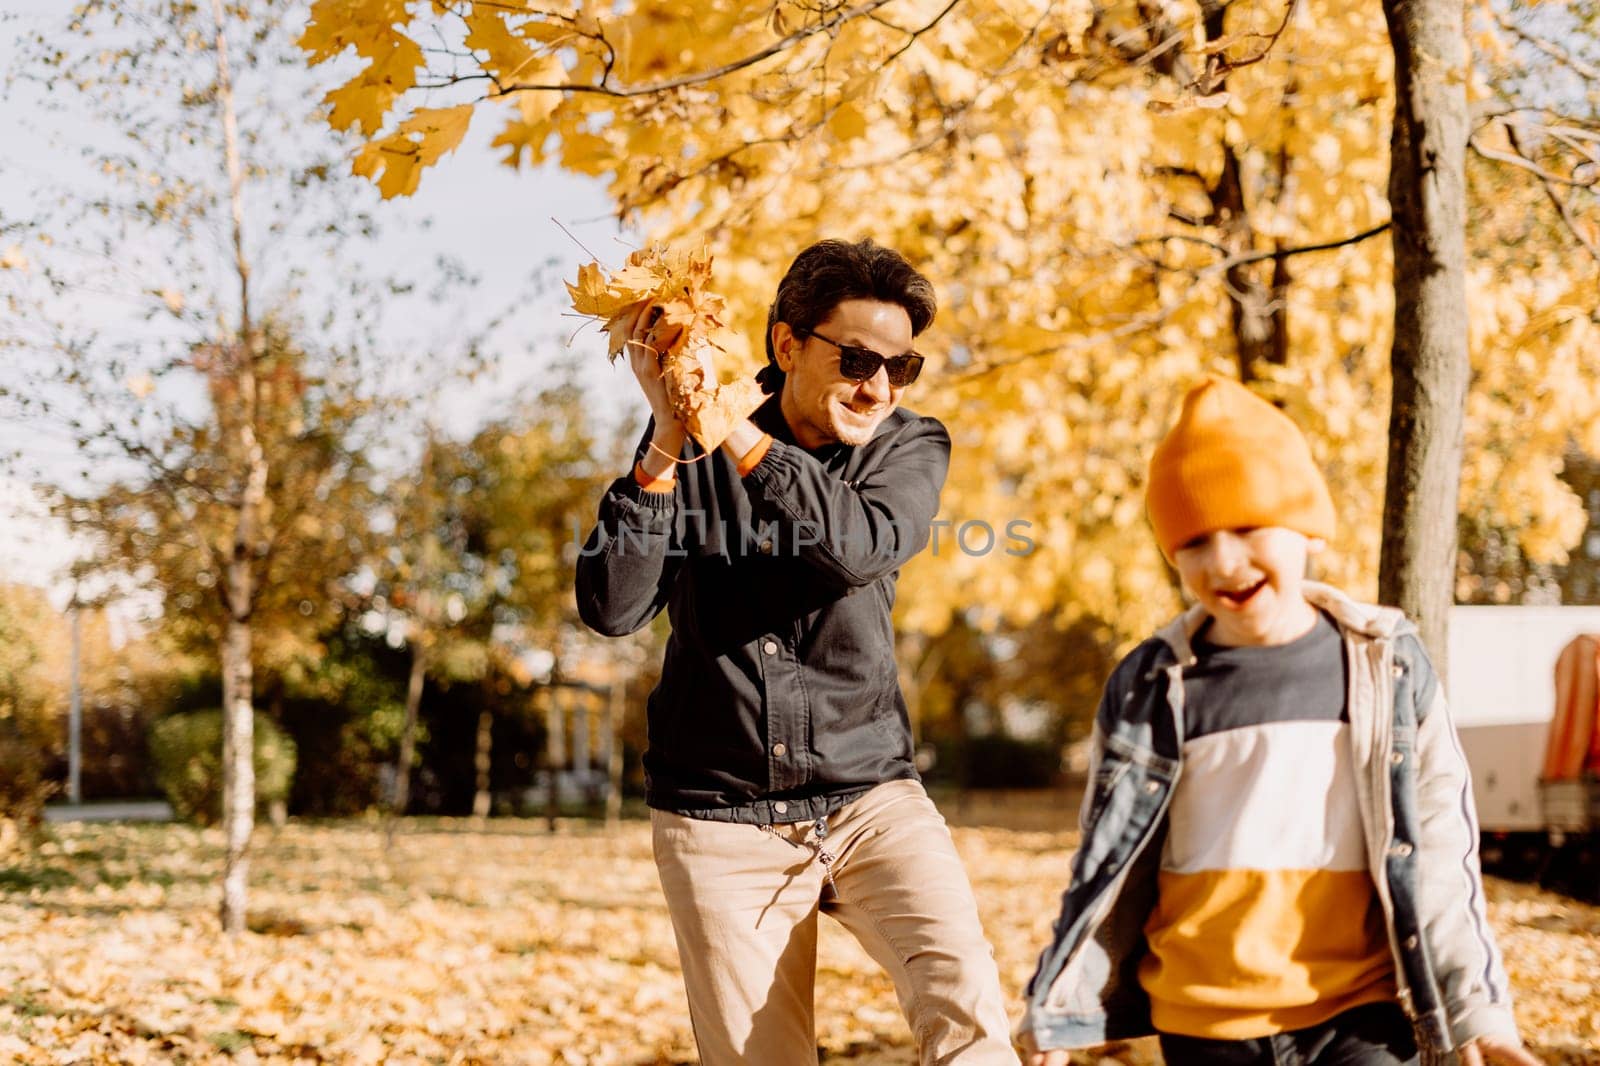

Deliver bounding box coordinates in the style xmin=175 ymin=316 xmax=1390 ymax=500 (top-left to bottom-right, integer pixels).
xmin=1138 ymin=610 xmax=1397 ymax=1039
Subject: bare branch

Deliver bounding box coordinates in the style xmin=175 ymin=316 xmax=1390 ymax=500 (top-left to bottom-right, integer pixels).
xmin=879 ymin=0 xmax=963 ymax=67
xmin=1133 ymin=232 xmax=1232 ymax=257
xmin=1222 ymin=220 xmax=1391 ymax=268
xmin=1470 ymin=133 xmax=1599 ymax=188
xmin=496 ymin=0 xmax=900 ymax=98
xmin=947 ymin=220 xmax=1390 ymax=383
xmin=831 ymin=4 xmax=1053 ymax=173
xmin=1543 ymin=126 xmax=1600 ymax=168
xmin=1507 ymin=125 xmax=1600 ymax=268
xmin=942 ymin=292 xmax=1185 ymax=385
xmin=1135 ymin=28 xmax=1190 ymax=73
xmin=1119 ymin=221 xmax=1388 ymax=280
xmin=1491 ymin=7 xmax=1600 ymax=82
xmin=1196 ymin=0 xmax=1299 ymax=93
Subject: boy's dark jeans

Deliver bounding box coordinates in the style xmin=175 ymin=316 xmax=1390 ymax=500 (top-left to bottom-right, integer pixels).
xmin=1158 ymin=1002 xmax=1419 ymax=1066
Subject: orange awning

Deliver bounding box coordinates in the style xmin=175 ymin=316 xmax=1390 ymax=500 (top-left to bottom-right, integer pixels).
xmin=1544 ymin=634 xmax=1600 ymax=781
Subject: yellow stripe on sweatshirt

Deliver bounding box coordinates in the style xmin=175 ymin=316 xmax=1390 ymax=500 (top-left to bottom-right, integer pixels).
xmin=1140 ymin=866 xmax=1397 ymax=1040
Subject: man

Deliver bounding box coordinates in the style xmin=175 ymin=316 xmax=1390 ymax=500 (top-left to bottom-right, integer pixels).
xmin=576 ymin=238 xmax=1018 ymax=1065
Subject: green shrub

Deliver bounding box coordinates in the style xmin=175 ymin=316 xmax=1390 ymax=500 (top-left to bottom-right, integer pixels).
xmin=927 ymin=734 xmax=1063 ymax=790
xmin=0 ymin=728 xmax=55 ymax=851
xmin=147 ymin=709 xmax=297 ymax=826
xmin=0 ymin=585 xmax=61 ymax=842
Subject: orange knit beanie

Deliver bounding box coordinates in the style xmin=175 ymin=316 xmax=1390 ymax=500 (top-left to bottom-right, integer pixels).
xmin=1146 ymin=375 xmax=1336 ymax=560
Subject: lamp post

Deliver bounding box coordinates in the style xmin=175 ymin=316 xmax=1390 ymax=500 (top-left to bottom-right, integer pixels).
xmin=68 ymin=592 xmax=82 ymax=806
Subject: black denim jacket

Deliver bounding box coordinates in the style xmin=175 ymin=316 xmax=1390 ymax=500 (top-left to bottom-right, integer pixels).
xmin=575 ymin=394 xmax=951 ymax=824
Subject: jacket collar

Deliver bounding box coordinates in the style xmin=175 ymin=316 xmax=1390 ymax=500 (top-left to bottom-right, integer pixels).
xmin=750 ymin=389 xmax=909 ymax=457
xmin=1154 ymin=580 xmax=1410 ymax=666
xmin=752 ymin=391 xmax=797 ymax=446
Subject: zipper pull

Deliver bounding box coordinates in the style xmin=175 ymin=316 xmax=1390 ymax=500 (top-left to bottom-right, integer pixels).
xmin=812 ymin=816 xmax=838 ymax=889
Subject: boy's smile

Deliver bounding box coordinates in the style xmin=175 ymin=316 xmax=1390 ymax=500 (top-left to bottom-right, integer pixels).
xmin=1215 ymin=578 xmax=1267 ymax=606
xmin=1172 ymin=526 xmax=1322 ymax=646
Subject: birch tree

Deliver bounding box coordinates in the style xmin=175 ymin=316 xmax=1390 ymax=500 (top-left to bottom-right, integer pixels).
xmin=4 ymin=0 xmax=395 ymax=933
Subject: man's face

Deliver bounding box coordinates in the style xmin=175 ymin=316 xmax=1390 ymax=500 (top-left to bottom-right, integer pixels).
xmin=773 ymin=299 xmax=914 ymax=449
xmin=1172 ymin=526 xmax=1321 ymax=646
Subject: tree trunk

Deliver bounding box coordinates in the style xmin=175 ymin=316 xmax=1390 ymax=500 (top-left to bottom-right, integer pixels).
xmin=383 ymin=638 xmax=425 ymax=852
xmin=605 ymin=683 xmax=624 ymax=826
xmin=951 ymin=678 xmax=974 ymax=816
xmin=1379 ymin=0 xmax=1471 ymax=672
xmin=212 ymin=0 xmax=263 ymax=937
xmin=1196 ymin=2 xmax=1290 ymax=386
xmin=390 ymin=638 xmax=426 ymax=818
xmin=544 ymin=693 xmax=564 ymax=831
xmin=472 ymin=703 xmax=493 ymax=819
xmin=219 ymin=602 xmax=255 ymax=934
xmin=1215 ymin=145 xmax=1285 ymax=384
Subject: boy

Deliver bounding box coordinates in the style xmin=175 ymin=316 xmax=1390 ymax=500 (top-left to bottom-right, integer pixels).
xmin=1017 ymin=377 xmax=1538 ymax=1066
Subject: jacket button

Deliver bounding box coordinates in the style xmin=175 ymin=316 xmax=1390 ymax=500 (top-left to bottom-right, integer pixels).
xmin=1404 ymin=934 xmax=1419 ymax=950
xmin=1391 ymin=751 xmax=1405 ymax=765
xmin=1143 ymin=781 xmax=1161 ymax=794
xmin=763 ymin=640 xmax=779 ymax=655
xmin=772 ymin=743 xmax=787 ymax=757
xmin=773 ymin=801 xmax=789 ymax=815
xmin=1390 ymin=841 xmax=1414 ymax=857
xmin=1392 ymin=664 xmax=1405 ymax=679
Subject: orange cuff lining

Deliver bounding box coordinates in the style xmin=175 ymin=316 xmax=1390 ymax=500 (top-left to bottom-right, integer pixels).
xmin=736 ymin=435 xmax=773 ymax=477
xmin=634 ymin=460 xmax=676 ymax=494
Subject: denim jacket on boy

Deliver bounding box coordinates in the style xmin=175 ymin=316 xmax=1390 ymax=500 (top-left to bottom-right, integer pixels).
xmin=1019 ymin=582 xmax=1520 ymax=1061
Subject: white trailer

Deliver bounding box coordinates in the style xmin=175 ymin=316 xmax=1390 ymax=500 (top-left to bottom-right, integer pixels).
xmin=1447 ymin=605 xmax=1600 ymax=835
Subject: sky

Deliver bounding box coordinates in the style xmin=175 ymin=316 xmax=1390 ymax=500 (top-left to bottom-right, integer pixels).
xmin=0 ymin=0 xmax=638 ymax=595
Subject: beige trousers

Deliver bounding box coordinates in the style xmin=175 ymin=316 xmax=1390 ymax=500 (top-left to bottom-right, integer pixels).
xmin=652 ymin=779 xmax=1020 ymax=1066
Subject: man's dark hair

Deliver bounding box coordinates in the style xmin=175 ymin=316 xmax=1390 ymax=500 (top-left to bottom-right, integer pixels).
xmin=757 ymin=238 xmax=937 ymax=394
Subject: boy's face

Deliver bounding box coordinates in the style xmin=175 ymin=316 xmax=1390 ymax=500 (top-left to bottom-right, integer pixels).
xmin=1172 ymin=526 xmax=1322 ymax=647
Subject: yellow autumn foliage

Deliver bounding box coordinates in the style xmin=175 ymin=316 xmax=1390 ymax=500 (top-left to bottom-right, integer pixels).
xmin=303 ymin=0 xmax=1600 ymax=643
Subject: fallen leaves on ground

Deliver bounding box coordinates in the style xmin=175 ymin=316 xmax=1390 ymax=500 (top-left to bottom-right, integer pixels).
xmin=1 ymin=798 xmax=1596 ymax=1064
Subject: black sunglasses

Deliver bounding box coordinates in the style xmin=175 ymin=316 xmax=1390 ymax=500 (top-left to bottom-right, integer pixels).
xmin=802 ymin=330 xmax=925 ymax=387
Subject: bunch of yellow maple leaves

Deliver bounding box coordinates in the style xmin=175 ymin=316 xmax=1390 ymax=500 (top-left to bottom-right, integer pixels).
xmin=568 ymin=245 xmax=765 ymax=452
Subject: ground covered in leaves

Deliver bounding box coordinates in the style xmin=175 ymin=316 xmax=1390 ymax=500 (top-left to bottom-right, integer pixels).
xmin=2 ymin=795 xmax=1597 ymax=1064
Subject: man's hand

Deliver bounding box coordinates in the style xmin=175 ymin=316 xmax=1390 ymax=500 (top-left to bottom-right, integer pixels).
xmin=1459 ymin=1036 xmax=1542 ymax=1065
xmin=620 ymin=301 xmax=688 ymax=480
xmin=620 ymin=301 xmax=681 ymax=433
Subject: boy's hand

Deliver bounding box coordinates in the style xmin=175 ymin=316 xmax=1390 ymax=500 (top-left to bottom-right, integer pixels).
xmin=1460 ymin=1036 xmax=1542 ymax=1065
xmin=1017 ymin=1030 xmax=1071 ymax=1065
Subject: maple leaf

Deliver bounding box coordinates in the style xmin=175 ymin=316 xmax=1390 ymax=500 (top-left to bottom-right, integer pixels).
xmin=302 ymin=2 xmax=422 ymax=137
xmin=567 ymin=246 xmax=763 ymax=451
xmin=351 ymin=105 xmax=473 ymax=199
xmin=490 ymin=69 xmax=566 ymax=167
